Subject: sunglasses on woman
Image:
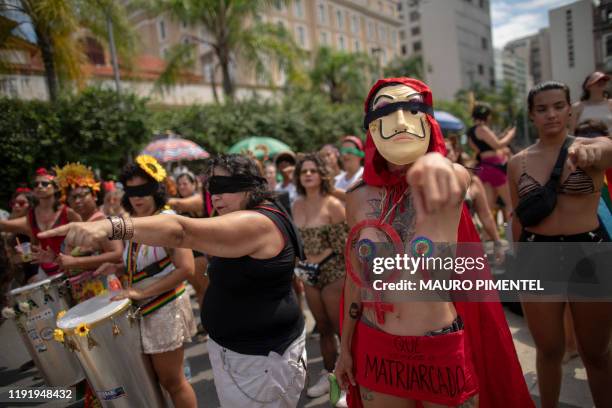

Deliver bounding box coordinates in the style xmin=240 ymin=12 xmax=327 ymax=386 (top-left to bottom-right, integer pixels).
xmin=33 ymin=181 xmax=51 ymax=188
xmin=11 ymin=199 xmax=29 ymax=208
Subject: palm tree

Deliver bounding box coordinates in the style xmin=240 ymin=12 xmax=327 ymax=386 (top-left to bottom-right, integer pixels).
xmin=142 ymin=0 xmax=304 ymax=101
xmin=309 ymin=46 xmax=376 ymax=104
xmin=0 ymin=0 xmax=135 ymax=101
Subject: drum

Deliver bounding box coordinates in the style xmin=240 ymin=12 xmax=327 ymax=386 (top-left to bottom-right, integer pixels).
xmin=57 ymin=293 xmax=168 ymax=408
xmin=7 ymin=274 xmax=84 ymax=387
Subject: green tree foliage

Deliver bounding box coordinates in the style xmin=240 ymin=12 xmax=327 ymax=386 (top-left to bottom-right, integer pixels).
xmin=383 ymin=55 xmax=424 ymax=80
xmin=0 ymin=88 xmax=150 ymax=205
xmin=0 ymin=0 xmax=135 ymax=101
xmin=150 ymin=92 xmax=363 ymax=155
xmin=309 ymin=46 xmax=377 ymax=104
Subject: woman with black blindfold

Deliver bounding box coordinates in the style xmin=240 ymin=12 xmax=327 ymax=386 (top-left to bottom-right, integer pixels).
xmin=507 ymin=81 xmax=612 ymax=408
xmin=86 ymin=155 xmax=198 ymax=408
xmin=41 ymin=154 xmax=307 ymax=408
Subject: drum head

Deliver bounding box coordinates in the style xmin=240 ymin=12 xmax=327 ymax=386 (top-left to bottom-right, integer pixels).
xmin=9 ymin=273 xmax=65 ymax=296
xmin=57 ymin=293 xmax=130 ymax=330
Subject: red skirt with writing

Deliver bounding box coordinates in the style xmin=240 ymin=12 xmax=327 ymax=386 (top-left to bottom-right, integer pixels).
xmin=352 ymin=320 xmax=479 ymax=406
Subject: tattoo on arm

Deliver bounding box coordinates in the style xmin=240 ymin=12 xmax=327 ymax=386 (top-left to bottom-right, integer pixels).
xmin=349 ymin=302 xmax=362 ymax=319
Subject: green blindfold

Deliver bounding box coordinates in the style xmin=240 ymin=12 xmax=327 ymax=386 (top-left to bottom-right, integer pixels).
xmin=340 ymin=146 xmax=365 ymax=158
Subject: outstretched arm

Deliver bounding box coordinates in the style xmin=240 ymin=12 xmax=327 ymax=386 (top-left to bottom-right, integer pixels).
xmin=0 ymin=216 xmax=30 ymax=236
xmin=39 ymin=211 xmax=283 ymax=260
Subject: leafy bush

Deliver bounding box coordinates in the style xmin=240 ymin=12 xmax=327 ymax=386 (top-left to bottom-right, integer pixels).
xmin=0 ymin=88 xmax=150 ymax=205
xmin=150 ymin=92 xmax=365 ymax=155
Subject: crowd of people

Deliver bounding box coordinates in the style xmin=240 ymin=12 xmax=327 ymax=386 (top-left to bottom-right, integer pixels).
xmin=0 ymin=71 xmax=611 ymax=408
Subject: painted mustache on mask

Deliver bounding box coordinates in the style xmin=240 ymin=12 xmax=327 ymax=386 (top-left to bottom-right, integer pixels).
xmin=377 ymin=116 xmax=428 ymax=140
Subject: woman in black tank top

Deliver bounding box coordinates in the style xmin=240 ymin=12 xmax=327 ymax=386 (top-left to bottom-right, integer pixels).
xmin=42 ymin=154 xmax=308 ymax=407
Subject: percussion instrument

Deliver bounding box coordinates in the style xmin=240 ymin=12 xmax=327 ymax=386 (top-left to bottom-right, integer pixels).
xmin=57 ymin=293 xmax=168 ymax=407
xmin=7 ymin=274 xmax=84 ymax=387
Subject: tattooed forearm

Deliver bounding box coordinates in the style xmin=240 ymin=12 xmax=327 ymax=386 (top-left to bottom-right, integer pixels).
xmin=349 ymin=302 xmax=362 ymax=319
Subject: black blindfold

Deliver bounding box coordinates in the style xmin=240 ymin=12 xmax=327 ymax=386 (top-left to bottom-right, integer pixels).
xmin=208 ymin=175 xmax=266 ymax=195
xmin=124 ymin=182 xmax=158 ymax=197
xmin=363 ymin=101 xmax=434 ymax=130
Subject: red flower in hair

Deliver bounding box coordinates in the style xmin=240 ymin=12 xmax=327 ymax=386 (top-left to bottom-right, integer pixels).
xmin=35 ymin=167 xmax=55 ymax=180
xmin=15 ymin=187 xmax=31 ymax=193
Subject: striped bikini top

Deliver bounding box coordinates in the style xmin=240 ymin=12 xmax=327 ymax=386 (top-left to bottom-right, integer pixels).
xmin=517 ymin=153 xmax=597 ymax=197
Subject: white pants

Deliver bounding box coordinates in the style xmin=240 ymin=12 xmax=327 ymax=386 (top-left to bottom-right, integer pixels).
xmin=208 ymin=330 xmax=307 ymax=408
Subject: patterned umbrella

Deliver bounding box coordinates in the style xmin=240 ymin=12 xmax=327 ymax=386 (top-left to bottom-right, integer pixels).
xmin=142 ymin=135 xmax=209 ymax=163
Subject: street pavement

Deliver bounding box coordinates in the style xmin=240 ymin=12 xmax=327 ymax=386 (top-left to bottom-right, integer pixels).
xmin=0 ymin=293 xmax=595 ymax=408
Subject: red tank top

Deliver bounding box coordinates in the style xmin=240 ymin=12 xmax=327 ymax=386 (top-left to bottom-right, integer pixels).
xmin=28 ymin=205 xmax=69 ymax=275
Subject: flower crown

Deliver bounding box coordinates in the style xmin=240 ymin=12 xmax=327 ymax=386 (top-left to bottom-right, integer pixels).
xmin=54 ymin=163 xmax=101 ymax=195
xmin=135 ymin=155 xmax=166 ymax=182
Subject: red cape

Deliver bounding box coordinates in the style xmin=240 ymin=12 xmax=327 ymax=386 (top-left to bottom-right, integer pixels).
xmin=343 ymin=77 xmax=534 ymax=407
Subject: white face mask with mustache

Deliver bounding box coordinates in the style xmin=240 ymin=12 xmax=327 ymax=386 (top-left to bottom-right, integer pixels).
xmin=368 ymin=84 xmax=431 ymax=165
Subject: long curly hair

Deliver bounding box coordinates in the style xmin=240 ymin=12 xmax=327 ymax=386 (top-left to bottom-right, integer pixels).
xmin=293 ymin=153 xmax=333 ymax=197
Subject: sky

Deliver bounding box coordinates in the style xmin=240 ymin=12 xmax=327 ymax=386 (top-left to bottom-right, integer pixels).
xmin=491 ymin=0 xmax=580 ymax=49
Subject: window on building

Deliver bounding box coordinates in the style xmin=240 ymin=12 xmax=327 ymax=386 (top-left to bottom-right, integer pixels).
xmin=478 ymin=64 xmax=484 ymax=75
xmin=320 ymin=31 xmax=329 ymax=45
xmin=482 ymin=37 xmax=488 ymax=50
xmin=297 ymin=26 xmax=306 ymax=47
xmin=83 ymin=37 xmax=105 ymax=65
xmin=410 ymin=11 xmax=419 ymax=22
xmin=411 ymin=26 xmax=420 ymax=36
xmin=605 ymin=33 xmax=612 ymax=58
xmin=318 ymin=2 xmax=326 ymax=24
xmin=413 ymin=41 xmax=421 ymax=52
xmin=479 ymin=0 xmax=486 ymax=9
xmin=391 ymin=30 xmax=397 ymax=47
xmin=336 ymin=9 xmax=345 ymax=30
xmin=368 ymin=21 xmax=375 ymax=38
xmin=351 ymin=14 xmax=358 ymax=33
xmin=273 ymin=0 xmax=283 ymax=11
xmin=160 ymin=47 xmax=169 ymax=58
xmin=379 ymin=26 xmax=386 ymax=42
xmin=294 ymin=0 xmax=304 ymax=18
xmin=400 ymin=30 xmax=406 ymax=40
xmin=401 ymin=45 xmax=407 ymax=55
xmin=339 ymin=35 xmax=346 ymax=50
xmin=354 ymin=39 xmax=360 ymax=51
xmin=158 ymin=19 xmax=166 ymax=41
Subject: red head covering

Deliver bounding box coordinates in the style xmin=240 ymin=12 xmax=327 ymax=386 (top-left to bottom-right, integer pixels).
xmin=363 ymin=77 xmax=446 ymax=187
xmin=342 ymin=135 xmax=365 ymax=152
xmin=35 ymin=167 xmax=55 ymax=180
xmin=15 ymin=187 xmax=31 ymax=194
xmin=344 ymin=77 xmax=534 ymax=408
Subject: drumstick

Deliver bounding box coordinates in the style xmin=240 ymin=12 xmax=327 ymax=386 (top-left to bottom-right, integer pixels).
xmin=16 ymin=236 xmax=21 ymax=247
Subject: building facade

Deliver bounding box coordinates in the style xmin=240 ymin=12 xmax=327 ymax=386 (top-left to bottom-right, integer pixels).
xmin=549 ymin=0 xmax=596 ymax=100
xmin=494 ymin=48 xmax=530 ymax=103
xmin=594 ymin=0 xmax=612 ymax=74
xmin=125 ymin=0 xmax=402 ymax=102
xmin=505 ymin=28 xmax=553 ymax=87
xmin=398 ymin=0 xmax=495 ymax=101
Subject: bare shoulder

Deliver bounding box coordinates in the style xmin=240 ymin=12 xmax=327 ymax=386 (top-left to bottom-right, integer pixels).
xmin=325 ymin=195 xmax=346 ymax=222
xmin=291 ymin=196 xmax=305 ymax=212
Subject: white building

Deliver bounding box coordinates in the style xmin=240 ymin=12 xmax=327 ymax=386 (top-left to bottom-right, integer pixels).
xmin=494 ymin=48 xmax=530 ymax=103
xmin=398 ymin=0 xmax=495 ymax=101
xmin=505 ymin=28 xmax=553 ymax=87
xmin=549 ymin=0 xmax=596 ymax=100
